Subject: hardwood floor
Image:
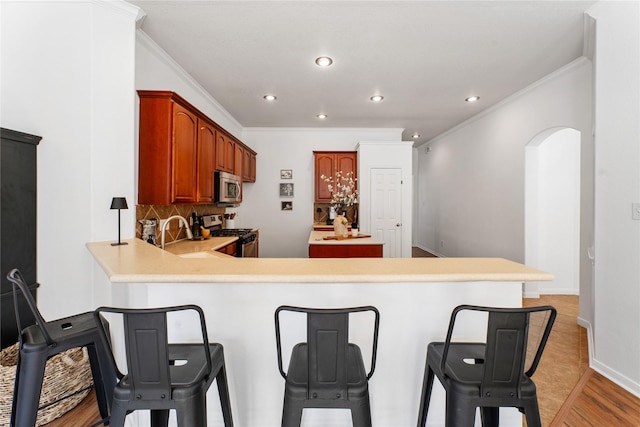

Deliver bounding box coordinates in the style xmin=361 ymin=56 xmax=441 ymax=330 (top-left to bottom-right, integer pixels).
xmin=40 ymin=256 xmax=640 ymax=426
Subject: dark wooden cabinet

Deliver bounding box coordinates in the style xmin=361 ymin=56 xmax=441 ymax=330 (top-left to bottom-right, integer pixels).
xmin=309 ymin=243 xmax=382 ymax=258
xmin=138 ymin=91 xmax=257 ymax=205
xmin=197 ymin=120 xmax=216 ymax=203
xmin=1 ymin=128 xmax=40 ymax=348
xmin=172 ymin=103 xmax=198 ymax=203
xmin=243 ymin=147 xmax=256 ymax=183
xmin=216 ymin=241 xmax=237 ymax=257
xmin=215 ymin=132 xmax=235 ymax=173
xmin=314 ymin=151 xmax=357 ymax=202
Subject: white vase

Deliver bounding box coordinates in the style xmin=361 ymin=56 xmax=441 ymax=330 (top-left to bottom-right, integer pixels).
xmin=334 ymin=215 xmax=348 ymax=237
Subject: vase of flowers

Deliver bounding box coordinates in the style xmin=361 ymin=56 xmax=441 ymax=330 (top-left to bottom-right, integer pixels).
xmin=321 ymin=170 xmax=358 ymax=217
xmin=321 ymin=170 xmax=358 ymax=236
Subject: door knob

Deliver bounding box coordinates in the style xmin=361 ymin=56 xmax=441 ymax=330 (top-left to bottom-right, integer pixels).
xmin=396 ymin=223 xmax=401 ymax=227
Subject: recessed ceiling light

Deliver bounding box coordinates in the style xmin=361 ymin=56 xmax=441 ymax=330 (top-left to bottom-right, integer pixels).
xmin=370 ymin=95 xmax=384 ymax=102
xmin=412 ymin=133 xmax=420 ymax=139
xmin=317 ymin=114 xmax=328 ymax=119
xmin=263 ymin=94 xmax=277 ymax=101
xmin=315 ymin=56 xmax=333 ymax=67
xmin=465 ymin=96 xmax=480 ymax=103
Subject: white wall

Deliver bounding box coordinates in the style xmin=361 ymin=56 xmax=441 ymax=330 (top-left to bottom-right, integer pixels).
xmin=240 ymin=128 xmax=403 ymax=258
xmin=416 ymin=58 xmax=592 ymax=261
xmin=588 ymin=1 xmax=640 ymax=396
xmin=135 ymin=31 xmax=243 ymax=139
xmin=525 ymin=128 xmax=581 ymax=296
xmin=0 ymin=1 xmax=139 ymax=319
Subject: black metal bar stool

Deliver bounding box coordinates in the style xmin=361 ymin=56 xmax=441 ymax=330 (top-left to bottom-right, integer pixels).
xmin=7 ymin=268 xmax=116 ymax=427
xmin=417 ymin=304 xmax=557 ymax=427
xmin=94 ymin=304 xmax=234 ymax=427
xmin=275 ymin=305 xmax=380 ymax=427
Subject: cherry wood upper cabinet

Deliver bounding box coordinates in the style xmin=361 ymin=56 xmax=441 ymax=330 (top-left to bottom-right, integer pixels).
xmin=215 ymin=132 xmax=235 ymax=173
xmin=313 ymin=151 xmax=357 ymax=203
xmin=138 ymin=90 xmax=258 ymax=205
xmin=197 ymin=119 xmax=216 ymax=203
xmin=243 ymin=147 xmax=257 ymax=183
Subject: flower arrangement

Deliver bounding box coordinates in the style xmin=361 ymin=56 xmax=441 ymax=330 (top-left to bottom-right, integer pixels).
xmin=320 ymin=171 xmax=358 ymax=212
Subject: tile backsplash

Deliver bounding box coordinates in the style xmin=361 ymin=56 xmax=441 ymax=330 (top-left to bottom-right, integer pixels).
xmin=314 ymin=203 xmax=358 ymax=225
xmin=136 ymin=204 xmax=226 ymax=246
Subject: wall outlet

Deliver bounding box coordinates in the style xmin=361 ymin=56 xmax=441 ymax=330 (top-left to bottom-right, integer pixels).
xmin=159 ymin=219 xmax=166 ymax=230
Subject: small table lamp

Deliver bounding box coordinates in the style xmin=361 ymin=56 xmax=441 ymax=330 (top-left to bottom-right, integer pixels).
xmin=110 ymin=197 xmax=128 ymax=246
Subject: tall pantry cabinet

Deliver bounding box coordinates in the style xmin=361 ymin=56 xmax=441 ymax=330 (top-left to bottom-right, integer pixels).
xmin=0 ymin=128 xmax=40 ymax=349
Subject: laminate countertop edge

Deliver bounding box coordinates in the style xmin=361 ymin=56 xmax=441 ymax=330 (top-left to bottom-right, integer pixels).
xmin=86 ymin=239 xmax=554 ymax=284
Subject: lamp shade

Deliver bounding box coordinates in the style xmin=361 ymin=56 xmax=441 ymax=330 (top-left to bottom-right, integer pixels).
xmin=110 ymin=197 xmax=128 ymax=210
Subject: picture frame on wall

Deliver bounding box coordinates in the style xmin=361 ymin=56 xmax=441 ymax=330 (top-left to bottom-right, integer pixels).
xmin=279 ymin=183 xmax=294 ymax=197
xmin=281 ymin=201 xmax=293 ymax=211
xmin=280 ymin=169 xmax=292 ymax=179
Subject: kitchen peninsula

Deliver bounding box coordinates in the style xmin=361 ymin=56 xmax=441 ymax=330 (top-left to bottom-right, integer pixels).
xmin=87 ymin=239 xmax=552 ymax=426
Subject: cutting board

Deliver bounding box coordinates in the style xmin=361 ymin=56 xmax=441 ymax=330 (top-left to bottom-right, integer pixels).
xmin=323 ymin=233 xmax=371 ymax=240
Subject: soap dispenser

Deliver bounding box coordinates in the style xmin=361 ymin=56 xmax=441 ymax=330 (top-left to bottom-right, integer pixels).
xmin=191 ymin=212 xmax=201 ymax=239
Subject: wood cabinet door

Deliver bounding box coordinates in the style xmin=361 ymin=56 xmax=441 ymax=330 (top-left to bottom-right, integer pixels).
xmin=215 ymin=133 xmax=228 ymax=172
xmin=314 ymin=152 xmax=335 ymax=202
xmin=336 ymin=152 xmax=357 ymax=182
xmin=242 ymin=148 xmax=254 ymax=182
xmin=225 ymin=137 xmax=235 ymax=172
xmin=172 ymin=103 xmax=198 ymax=203
xmin=197 ymin=119 xmax=216 ymax=203
xmin=234 ymin=143 xmax=244 ymax=178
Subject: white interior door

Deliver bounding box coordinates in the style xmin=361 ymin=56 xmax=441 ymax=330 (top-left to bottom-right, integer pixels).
xmin=370 ymin=168 xmax=402 ymax=257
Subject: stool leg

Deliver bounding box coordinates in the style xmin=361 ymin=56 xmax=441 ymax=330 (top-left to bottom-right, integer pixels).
xmin=281 ymin=397 xmax=304 ymax=427
xmin=216 ymin=364 xmax=234 ymax=427
xmin=151 ymin=409 xmax=170 ymax=427
xmin=11 ymin=349 xmax=48 ymax=427
xmin=417 ymin=361 xmax=435 ymax=427
xmin=480 ymin=407 xmax=499 ymax=427
xmin=522 ymin=399 xmax=542 ymax=427
xmin=86 ymin=342 xmax=113 ymax=419
xmin=350 ymin=397 xmax=372 ymax=427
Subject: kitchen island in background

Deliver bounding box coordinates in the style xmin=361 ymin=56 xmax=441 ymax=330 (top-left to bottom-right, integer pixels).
xmin=308 ymin=230 xmax=384 ymax=258
xmin=87 ymin=239 xmax=552 ymax=426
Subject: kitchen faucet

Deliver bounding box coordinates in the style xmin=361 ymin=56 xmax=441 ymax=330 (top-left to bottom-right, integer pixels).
xmin=160 ymin=215 xmax=193 ymax=249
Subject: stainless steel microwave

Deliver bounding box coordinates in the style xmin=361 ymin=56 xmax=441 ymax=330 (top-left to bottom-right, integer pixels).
xmin=215 ymin=170 xmax=241 ymax=205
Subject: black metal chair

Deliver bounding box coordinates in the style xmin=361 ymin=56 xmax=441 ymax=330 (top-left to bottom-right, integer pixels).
xmin=275 ymin=305 xmax=380 ymax=427
xmin=94 ymin=304 xmax=233 ymax=427
xmin=417 ymin=304 xmax=557 ymax=427
xmin=6 ymin=268 xmax=116 ymax=427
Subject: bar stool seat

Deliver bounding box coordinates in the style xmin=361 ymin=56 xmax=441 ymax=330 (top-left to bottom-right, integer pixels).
xmin=7 ymin=268 xmax=116 ymax=427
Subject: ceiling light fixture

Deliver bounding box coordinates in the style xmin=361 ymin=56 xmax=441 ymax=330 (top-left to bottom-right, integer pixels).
xmin=317 ymin=114 xmax=328 ymax=119
xmin=412 ymin=133 xmax=420 ymax=139
xmin=370 ymin=95 xmax=384 ymax=102
xmin=315 ymin=56 xmax=333 ymax=67
xmin=263 ymin=94 xmax=277 ymax=101
xmin=465 ymin=96 xmax=480 ymax=103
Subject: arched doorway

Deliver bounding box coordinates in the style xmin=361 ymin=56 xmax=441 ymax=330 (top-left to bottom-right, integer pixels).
xmin=525 ymin=127 xmax=581 ymax=296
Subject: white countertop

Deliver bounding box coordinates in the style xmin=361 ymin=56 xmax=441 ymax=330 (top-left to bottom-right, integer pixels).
xmin=308 ymin=230 xmax=385 ymax=245
xmin=86 ymin=238 xmax=553 ymax=284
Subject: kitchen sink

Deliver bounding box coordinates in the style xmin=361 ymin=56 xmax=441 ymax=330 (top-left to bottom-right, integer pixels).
xmin=176 ymin=251 xmax=217 ymax=259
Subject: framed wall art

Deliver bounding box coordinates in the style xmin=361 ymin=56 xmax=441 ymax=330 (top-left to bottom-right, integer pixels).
xmin=280 ymin=169 xmax=292 ymax=179
xmin=279 ymin=183 xmax=294 ymax=197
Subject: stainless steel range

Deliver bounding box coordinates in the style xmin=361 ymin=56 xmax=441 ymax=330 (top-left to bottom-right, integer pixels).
xmin=201 ymin=215 xmax=258 ymax=257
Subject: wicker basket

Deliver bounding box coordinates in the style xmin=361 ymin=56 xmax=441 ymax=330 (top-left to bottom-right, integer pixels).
xmin=0 ymin=343 xmax=93 ymax=426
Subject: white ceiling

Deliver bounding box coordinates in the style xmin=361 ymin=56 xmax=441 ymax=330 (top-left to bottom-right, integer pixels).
xmin=129 ymin=0 xmax=595 ymax=143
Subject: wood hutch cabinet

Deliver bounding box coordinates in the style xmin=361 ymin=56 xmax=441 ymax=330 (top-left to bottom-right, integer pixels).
xmin=138 ymin=91 xmax=257 ymax=205
xmin=313 ymin=151 xmax=357 ymax=202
